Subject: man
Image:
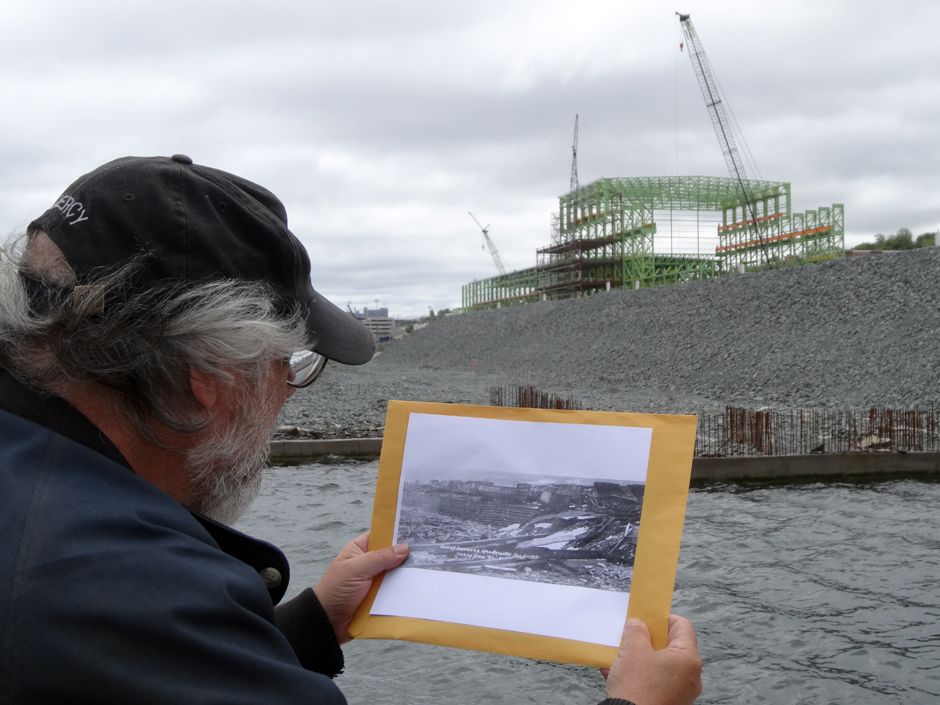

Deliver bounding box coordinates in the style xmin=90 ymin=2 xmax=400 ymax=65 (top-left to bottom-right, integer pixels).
xmin=0 ymin=155 xmax=701 ymax=704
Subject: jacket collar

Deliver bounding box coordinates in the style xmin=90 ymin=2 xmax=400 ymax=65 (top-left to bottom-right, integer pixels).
xmin=0 ymin=369 xmax=133 ymax=470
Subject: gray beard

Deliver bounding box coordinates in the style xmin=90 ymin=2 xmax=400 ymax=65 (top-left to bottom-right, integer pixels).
xmin=183 ymin=388 xmax=279 ymax=525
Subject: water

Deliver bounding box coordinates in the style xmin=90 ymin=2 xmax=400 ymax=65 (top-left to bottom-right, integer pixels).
xmin=238 ymin=461 xmax=940 ymax=704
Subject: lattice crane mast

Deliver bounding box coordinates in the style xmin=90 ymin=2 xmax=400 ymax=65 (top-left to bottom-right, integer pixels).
xmin=570 ymin=113 xmax=580 ymax=192
xmin=677 ymin=12 xmax=774 ymax=267
xmin=468 ymin=210 xmax=507 ymax=275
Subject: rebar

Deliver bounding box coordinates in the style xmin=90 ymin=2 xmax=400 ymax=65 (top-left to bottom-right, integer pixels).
xmin=488 ymin=393 xmax=940 ymax=457
xmin=695 ymin=407 xmax=940 ymax=457
xmin=489 ymin=385 xmax=582 ymax=411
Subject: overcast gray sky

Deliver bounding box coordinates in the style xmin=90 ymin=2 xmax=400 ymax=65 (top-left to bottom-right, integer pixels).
xmin=2 ymin=1 xmax=937 ymax=317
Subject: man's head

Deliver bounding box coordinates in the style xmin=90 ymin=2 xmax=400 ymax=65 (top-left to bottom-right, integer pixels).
xmin=28 ymin=154 xmax=374 ymax=366
xmin=0 ymin=155 xmax=374 ymax=522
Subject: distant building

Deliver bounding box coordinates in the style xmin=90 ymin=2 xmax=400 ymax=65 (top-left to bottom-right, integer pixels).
xmin=363 ymin=316 xmax=395 ymax=342
xmin=351 ymin=307 xmax=400 ymax=343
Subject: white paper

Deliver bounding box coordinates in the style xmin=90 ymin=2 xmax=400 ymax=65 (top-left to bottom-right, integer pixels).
xmin=372 ymin=412 xmax=651 ymax=645
xmin=372 ymin=566 xmax=629 ymax=645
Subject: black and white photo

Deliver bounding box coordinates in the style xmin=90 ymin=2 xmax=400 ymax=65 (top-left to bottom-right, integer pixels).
xmin=398 ymin=472 xmax=643 ymax=592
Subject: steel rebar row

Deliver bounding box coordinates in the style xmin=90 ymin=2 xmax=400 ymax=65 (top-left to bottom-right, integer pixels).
xmin=489 ymin=387 xmax=938 ymax=456
xmin=489 ymin=384 xmax=583 ymax=411
xmin=697 ymin=406 xmax=940 ymax=456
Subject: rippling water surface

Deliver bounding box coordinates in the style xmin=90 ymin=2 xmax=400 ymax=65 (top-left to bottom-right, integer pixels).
xmin=238 ymin=461 xmax=940 ymax=704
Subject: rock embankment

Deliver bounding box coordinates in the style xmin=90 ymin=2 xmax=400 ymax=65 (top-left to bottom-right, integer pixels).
xmin=280 ymin=248 xmax=940 ymax=437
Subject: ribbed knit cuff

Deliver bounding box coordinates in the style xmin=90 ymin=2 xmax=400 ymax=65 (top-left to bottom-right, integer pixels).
xmin=598 ymin=699 xmax=638 ymax=705
xmin=274 ymin=587 xmax=345 ymax=677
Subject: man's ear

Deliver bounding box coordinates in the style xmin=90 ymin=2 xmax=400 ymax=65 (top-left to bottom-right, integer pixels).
xmin=189 ymin=367 xmax=220 ymax=410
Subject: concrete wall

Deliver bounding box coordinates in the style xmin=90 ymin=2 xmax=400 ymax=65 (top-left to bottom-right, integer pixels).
xmin=269 ymin=438 xmax=940 ymax=483
xmin=691 ymin=452 xmax=940 ymax=483
xmin=270 ymin=438 xmax=382 ymax=461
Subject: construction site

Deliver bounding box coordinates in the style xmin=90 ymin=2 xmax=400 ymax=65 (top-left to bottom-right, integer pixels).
xmin=397 ymin=476 xmax=643 ymax=592
xmin=461 ymin=14 xmax=845 ymax=312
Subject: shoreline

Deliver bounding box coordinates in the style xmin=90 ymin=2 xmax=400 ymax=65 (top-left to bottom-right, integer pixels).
xmin=269 ymin=439 xmax=940 ymax=484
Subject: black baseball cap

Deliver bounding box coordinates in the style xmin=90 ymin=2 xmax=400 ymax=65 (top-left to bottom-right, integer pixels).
xmin=28 ymin=154 xmax=374 ymax=365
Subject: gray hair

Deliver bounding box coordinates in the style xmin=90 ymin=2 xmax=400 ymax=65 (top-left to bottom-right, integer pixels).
xmin=0 ymin=231 xmax=308 ymax=437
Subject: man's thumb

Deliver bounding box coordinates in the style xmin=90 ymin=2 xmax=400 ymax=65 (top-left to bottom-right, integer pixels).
xmin=619 ymin=617 xmax=653 ymax=658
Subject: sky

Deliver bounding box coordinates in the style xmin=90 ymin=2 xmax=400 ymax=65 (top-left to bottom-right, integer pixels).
xmin=2 ymin=1 xmax=938 ymax=318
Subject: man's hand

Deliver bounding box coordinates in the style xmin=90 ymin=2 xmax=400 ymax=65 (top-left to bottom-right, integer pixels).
xmin=603 ymin=614 xmax=702 ymax=705
xmin=314 ymin=533 xmax=409 ymax=643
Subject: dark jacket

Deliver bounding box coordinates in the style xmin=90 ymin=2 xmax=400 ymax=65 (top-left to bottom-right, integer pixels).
xmin=0 ymin=372 xmax=346 ymax=705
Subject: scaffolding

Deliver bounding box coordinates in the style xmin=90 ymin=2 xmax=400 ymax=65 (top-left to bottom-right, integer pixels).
xmin=718 ymin=198 xmax=845 ymax=270
xmin=462 ymin=266 xmax=540 ymax=312
xmin=462 ymin=175 xmax=844 ymax=310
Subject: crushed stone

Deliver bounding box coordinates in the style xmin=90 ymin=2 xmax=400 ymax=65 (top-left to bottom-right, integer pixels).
xmin=279 ymin=248 xmax=940 ymax=437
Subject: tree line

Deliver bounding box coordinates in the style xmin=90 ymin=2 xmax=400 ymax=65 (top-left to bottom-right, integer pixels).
xmin=854 ymin=228 xmax=936 ymax=250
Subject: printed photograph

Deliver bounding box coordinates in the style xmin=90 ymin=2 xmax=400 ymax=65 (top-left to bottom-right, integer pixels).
xmin=368 ymin=408 xmax=671 ymax=650
xmin=396 ymin=471 xmax=644 ymax=592
xmin=388 ymin=412 xmax=652 ymax=594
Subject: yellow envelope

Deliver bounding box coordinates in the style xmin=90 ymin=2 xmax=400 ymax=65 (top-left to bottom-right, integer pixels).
xmin=349 ymin=400 xmax=696 ymax=668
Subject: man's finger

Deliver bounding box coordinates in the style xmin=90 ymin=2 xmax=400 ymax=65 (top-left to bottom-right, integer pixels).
xmin=349 ymin=533 xmax=370 ymax=553
xmin=666 ymin=614 xmax=699 ymax=651
xmin=345 ymin=544 xmax=410 ymax=578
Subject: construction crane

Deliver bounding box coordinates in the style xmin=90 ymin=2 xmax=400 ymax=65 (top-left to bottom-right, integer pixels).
xmin=677 ymin=12 xmax=775 ymax=267
xmin=570 ymin=113 xmax=579 ymax=193
xmin=467 ymin=210 xmax=507 ymax=275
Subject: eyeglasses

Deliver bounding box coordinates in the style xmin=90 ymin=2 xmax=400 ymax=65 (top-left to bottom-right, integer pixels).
xmin=287 ymin=350 xmax=328 ymax=388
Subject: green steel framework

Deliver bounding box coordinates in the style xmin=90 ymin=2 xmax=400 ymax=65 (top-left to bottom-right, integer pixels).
xmin=461 ymin=175 xmax=844 ymax=311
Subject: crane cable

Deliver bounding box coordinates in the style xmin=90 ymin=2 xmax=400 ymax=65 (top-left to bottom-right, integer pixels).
xmin=679 ymin=15 xmax=775 ymax=268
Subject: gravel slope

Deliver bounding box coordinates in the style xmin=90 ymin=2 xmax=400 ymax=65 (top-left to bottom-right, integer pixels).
xmin=280 ymin=248 xmax=940 ymax=437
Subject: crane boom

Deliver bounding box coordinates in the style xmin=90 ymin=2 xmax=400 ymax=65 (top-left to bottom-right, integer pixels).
xmin=677 ymin=12 xmax=774 ymax=267
xmin=468 ymin=210 xmax=507 ymax=275
xmin=570 ymin=113 xmax=579 ymax=193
